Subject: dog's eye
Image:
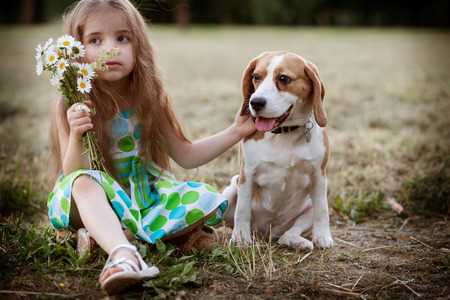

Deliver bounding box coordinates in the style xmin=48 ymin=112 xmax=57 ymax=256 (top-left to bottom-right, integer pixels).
xmin=278 ymin=74 xmax=292 ymax=85
xmin=252 ymin=73 xmax=261 ymax=81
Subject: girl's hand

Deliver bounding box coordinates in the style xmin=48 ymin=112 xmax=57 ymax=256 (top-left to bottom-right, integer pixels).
xmin=67 ymin=100 xmax=94 ymax=140
xmin=233 ymin=109 xmax=256 ymax=139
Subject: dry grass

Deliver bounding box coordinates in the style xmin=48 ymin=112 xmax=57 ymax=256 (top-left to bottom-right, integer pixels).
xmin=1 ymin=23 xmax=450 ymax=298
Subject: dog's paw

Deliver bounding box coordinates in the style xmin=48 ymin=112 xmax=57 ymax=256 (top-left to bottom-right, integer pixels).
xmin=278 ymin=232 xmax=313 ymax=251
xmin=312 ymin=231 xmax=334 ymax=248
xmin=231 ymin=228 xmax=252 ymax=246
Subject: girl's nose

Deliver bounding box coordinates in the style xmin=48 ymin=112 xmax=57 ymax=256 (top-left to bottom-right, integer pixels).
xmin=103 ymin=38 xmax=117 ymax=51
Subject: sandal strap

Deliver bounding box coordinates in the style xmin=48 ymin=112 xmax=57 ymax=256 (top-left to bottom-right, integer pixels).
xmin=107 ymin=257 xmax=140 ymax=272
xmin=101 ymin=244 xmax=151 ymax=276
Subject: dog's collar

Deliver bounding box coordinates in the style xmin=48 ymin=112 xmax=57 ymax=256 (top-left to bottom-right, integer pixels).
xmin=271 ymin=119 xmax=315 ymax=141
xmin=271 ymin=125 xmax=301 ymax=134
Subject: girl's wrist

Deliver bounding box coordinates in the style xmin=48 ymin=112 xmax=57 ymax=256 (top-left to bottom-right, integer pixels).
xmin=229 ymin=123 xmax=244 ymax=141
xmin=69 ymin=132 xmax=83 ymax=144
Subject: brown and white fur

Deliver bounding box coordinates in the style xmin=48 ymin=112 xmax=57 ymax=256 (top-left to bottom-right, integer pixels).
xmin=223 ymin=51 xmax=333 ymax=250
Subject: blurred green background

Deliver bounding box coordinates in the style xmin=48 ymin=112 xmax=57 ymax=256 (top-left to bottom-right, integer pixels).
xmin=1 ymin=0 xmax=449 ymax=27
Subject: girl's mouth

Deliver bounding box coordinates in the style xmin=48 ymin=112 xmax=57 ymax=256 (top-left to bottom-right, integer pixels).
xmin=106 ymin=61 xmax=121 ymax=66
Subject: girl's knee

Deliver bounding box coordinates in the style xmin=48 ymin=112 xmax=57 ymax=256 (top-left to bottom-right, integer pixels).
xmin=72 ymin=175 xmax=103 ymax=197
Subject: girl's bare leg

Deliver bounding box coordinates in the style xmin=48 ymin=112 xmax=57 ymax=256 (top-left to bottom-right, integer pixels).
xmin=71 ymin=176 xmax=137 ymax=280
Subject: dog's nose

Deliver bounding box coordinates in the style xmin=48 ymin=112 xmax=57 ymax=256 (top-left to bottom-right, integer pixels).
xmin=250 ymin=97 xmax=266 ymax=112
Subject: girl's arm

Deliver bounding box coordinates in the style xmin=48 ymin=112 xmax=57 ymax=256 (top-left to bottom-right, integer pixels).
xmin=164 ymin=110 xmax=255 ymax=169
xmin=55 ymin=99 xmax=92 ymax=175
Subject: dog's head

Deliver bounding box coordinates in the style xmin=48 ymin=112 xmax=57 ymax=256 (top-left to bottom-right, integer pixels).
xmin=240 ymin=51 xmax=326 ymax=131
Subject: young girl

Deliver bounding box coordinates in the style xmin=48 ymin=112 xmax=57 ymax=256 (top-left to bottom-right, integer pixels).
xmin=47 ymin=0 xmax=255 ymax=295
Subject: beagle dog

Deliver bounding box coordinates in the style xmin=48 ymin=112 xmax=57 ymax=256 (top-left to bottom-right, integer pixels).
xmin=223 ymin=51 xmax=333 ymax=250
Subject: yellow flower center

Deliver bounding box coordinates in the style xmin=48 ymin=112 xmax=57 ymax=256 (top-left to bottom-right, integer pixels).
xmin=80 ymin=82 xmax=86 ymax=89
xmin=49 ymin=55 xmax=55 ymax=62
xmin=63 ymin=41 xmax=70 ymax=47
xmin=81 ymin=69 xmax=88 ymax=76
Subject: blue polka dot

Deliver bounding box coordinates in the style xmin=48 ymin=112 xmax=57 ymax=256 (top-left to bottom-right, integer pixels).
xmin=61 ymin=214 xmax=69 ymax=226
xmin=133 ymin=124 xmax=142 ymax=140
xmin=187 ymin=181 xmax=202 ymax=188
xmin=120 ymin=108 xmax=134 ymax=119
xmin=150 ymin=229 xmax=166 ymax=243
xmin=168 ymin=222 xmax=185 ymax=234
xmin=111 ymin=201 xmax=124 ymax=219
xmin=63 ymin=187 xmax=70 ymax=198
xmin=218 ymin=200 xmax=229 ymax=214
xmin=143 ymin=224 xmax=151 ymax=235
xmin=111 ymin=118 xmax=129 ymax=136
xmin=47 ymin=206 xmax=53 ymax=217
xmin=51 ymin=217 xmax=64 ymax=229
xmin=169 ymin=205 xmax=186 ymax=219
xmin=198 ymin=192 xmax=217 ymax=212
xmin=117 ymin=190 xmax=132 ymax=208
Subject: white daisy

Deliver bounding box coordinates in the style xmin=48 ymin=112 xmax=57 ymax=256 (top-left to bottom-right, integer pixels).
xmin=44 ymin=47 xmax=58 ymax=66
xmin=36 ymin=61 xmax=44 ymax=76
xmin=56 ymin=59 xmax=68 ymax=76
xmin=35 ymin=38 xmax=53 ymax=61
xmin=57 ymin=35 xmax=75 ymax=49
xmin=50 ymin=73 xmax=62 ymax=87
xmin=77 ymin=77 xmax=92 ymax=94
xmin=43 ymin=38 xmax=53 ymax=50
xmin=72 ymin=41 xmax=86 ymax=59
xmin=78 ymin=63 xmax=95 ymax=80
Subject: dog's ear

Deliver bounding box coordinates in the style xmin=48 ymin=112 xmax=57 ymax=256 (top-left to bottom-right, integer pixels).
xmin=240 ymin=57 xmax=258 ymax=116
xmin=305 ymin=61 xmax=327 ymax=127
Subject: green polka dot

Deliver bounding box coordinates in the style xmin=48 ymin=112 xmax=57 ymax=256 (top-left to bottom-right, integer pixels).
xmin=141 ymin=206 xmax=151 ymax=218
xmin=157 ymin=180 xmax=173 ymax=189
xmin=150 ymin=215 xmax=167 ymax=231
xmin=160 ymin=193 xmax=168 ymax=206
xmin=182 ymin=191 xmax=200 ymax=204
xmin=123 ymin=219 xmax=138 ymax=235
xmin=62 ymin=174 xmax=73 ymax=186
xmin=47 ymin=192 xmax=55 ymax=205
xmin=130 ymin=208 xmax=140 ymax=221
xmin=60 ymin=197 xmax=70 ymax=214
xmin=118 ymin=136 xmax=135 ymax=152
xmin=186 ymin=209 xmax=205 ymax=225
xmin=205 ymin=184 xmax=218 ymax=193
xmin=103 ymin=174 xmax=114 ymax=185
xmin=104 ymin=184 xmax=116 ymax=199
xmin=166 ymin=192 xmax=180 ymax=210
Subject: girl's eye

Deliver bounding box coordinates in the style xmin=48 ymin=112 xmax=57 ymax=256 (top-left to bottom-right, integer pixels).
xmin=117 ymin=35 xmax=129 ymax=43
xmin=278 ymin=74 xmax=292 ymax=85
xmin=89 ymin=38 xmax=101 ymax=45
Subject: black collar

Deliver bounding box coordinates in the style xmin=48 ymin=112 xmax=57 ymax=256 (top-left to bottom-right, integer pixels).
xmin=271 ymin=125 xmax=301 ymax=134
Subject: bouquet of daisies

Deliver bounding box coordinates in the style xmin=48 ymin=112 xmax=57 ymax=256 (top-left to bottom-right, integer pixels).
xmin=35 ymin=35 xmax=119 ymax=172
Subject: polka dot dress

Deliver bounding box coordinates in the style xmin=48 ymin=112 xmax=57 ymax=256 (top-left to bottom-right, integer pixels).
xmin=47 ymin=108 xmax=228 ymax=244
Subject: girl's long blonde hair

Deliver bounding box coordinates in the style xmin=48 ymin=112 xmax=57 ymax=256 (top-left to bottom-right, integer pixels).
xmin=50 ymin=0 xmax=188 ymax=181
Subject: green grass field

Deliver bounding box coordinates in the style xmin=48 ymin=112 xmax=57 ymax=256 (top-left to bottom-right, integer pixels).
xmin=1 ymin=23 xmax=449 ymax=299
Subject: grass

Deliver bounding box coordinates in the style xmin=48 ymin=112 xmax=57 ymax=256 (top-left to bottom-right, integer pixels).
xmin=1 ymin=23 xmax=450 ymax=298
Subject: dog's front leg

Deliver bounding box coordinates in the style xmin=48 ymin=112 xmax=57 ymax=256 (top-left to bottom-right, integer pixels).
xmin=311 ymin=174 xmax=334 ymax=248
xmin=278 ymin=205 xmax=314 ymax=251
xmin=231 ymin=174 xmax=253 ymax=245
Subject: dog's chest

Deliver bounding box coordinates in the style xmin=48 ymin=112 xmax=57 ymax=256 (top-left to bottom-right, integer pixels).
xmin=244 ymin=134 xmax=322 ymax=201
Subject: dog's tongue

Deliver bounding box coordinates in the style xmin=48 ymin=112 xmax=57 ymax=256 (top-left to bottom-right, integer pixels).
xmin=255 ymin=117 xmax=277 ymax=132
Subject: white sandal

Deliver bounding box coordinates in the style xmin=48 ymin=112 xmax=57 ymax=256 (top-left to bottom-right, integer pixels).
xmin=99 ymin=244 xmax=160 ymax=295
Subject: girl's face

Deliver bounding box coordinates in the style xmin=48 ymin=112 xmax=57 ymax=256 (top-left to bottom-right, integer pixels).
xmin=83 ymin=7 xmax=135 ymax=82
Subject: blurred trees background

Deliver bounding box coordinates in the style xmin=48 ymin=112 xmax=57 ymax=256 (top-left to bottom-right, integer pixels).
xmin=1 ymin=0 xmax=449 ymax=27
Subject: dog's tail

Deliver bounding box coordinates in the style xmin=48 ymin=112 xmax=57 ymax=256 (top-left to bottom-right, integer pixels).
xmin=222 ymin=175 xmax=239 ymax=201
xmin=221 ymin=175 xmax=239 ymax=225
